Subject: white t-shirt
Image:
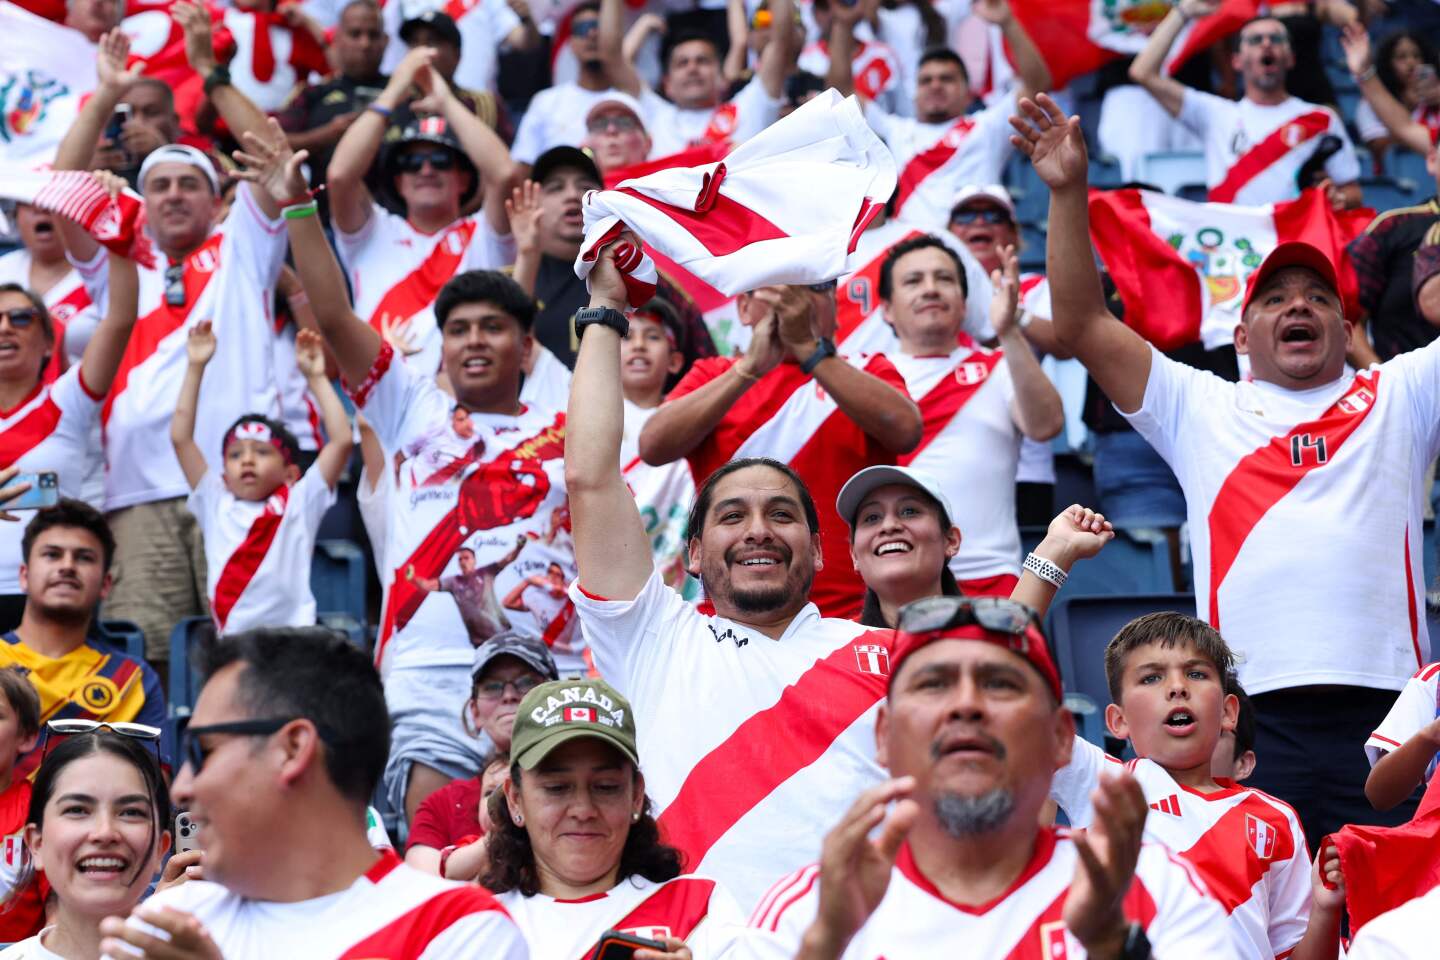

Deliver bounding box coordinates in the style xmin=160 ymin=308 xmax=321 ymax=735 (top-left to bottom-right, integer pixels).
xmin=334 ymin=206 xmax=517 ymax=377
xmin=0 ymin=930 xmax=61 ymax=959
xmin=0 ymin=366 xmax=101 ymax=593
xmin=891 ymin=346 xmax=1022 ymax=580
xmin=352 ymin=343 xmax=578 ymax=674
xmin=639 ymin=77 xmax=782 ymax=158
xmin=1122 ymin=344 xmax=1440 ymax=694
xmin=495 ymin=874 xmax=748 ymax=958
xmin=1177 ymin=91 xmax=1361 ymax=206
xmin=380 ymin=0 xmax=520 ymax=93
xmin=512 ymin=83 xmax=628 ymax=164
xmin=865 ymin=91 xmax=1017 ymax=231
xmin=744 ymin=829 xmax=1240 ymax=959
xmin=187 ymin=465 xmax=336 ymax=634
xmin=128 ymin=852 xmax=529 ymax=959
xmin=796 ymin=39 xmax=905 ymax=117
xmin=570 ymin=571 xmax=892 ymax=911
xmin=1346 ymin=885 xmax=1440 ymax=960
xmin=1365 ymin=661 xmax=1440 ymax=782
xmin=520 ymin=343 xmax=572 ymax=415
xmin=0 ymin=249 xmax=99 ymax=368
xmin=1051 ymin=738 xmax=1311 ymax=960
xmin=70 ymin=186 xmax=288 ymax=511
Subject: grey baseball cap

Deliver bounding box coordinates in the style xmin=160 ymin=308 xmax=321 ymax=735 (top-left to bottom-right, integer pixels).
xmin=471 ymin=632 xmax=558 ymax=682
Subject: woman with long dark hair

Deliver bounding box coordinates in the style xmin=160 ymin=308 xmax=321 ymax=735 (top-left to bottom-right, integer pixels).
xmin=482 ymin=679 xmax=745 ymax=960
xmin=1355 ymin=29 xmax=1440 ymax=159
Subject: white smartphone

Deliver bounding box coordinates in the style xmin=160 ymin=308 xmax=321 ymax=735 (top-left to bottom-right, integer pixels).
xmin=175 ymin=811 xmax=201 ymax=854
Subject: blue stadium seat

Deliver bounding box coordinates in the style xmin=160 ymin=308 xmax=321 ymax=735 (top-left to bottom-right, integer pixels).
xmin=1424 ymin=518 xmax=1437 ymax=590
xmin=1136 ymin=151 xmax=1207 ymax=197
xmin=97 ymin=619 xmax=146 ymax=663
xmin=167 ymin=616 xmax=212 ymax=719
xmin=1006 ymin=152 xmax=1050 ymax=225
xmin=1090 ymin=155 xmax=1123 ymax=189
xmin=312 ymin=539 xmax=367 ymax=632
xmin=1389 ymin=150 xmax=1431 ymax=195
xmin=1360 ymin=175 xmax=1423 ymax=213
xmin=1177 ymin=183 xmax=1209 ymax=203
xmin=1052 ymin=526 xmax=1176 ymax=599
xmin=1018 ymin=222 xmax=1047 ymax=272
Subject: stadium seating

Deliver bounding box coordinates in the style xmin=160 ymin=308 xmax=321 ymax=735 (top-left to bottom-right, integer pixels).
xmin=1360 ymin=175 xmax=1423 ymax=212
xmin=312 ymin=539 xmax=368 ymax=640
xmin=1389 ymin=149 xmax=1432 ymax=197
xmin=1018 ymin=222 xmax=1047 ymax=271
xmin=168 ymin=615 xmax=211 ymax=719
xmin=1136 ymin=151 xmax=1207 ymax=197
xmin=97 ymin=619 xmax=146 ymax=663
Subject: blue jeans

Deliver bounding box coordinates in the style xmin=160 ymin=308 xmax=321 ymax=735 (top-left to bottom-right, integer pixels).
xmin=1092 ymin=431 xmax=1187 ymax=528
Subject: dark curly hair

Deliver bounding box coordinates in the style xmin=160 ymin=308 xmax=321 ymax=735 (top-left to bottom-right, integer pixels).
xmin=479 ymin=763 xmax=683 ymax=896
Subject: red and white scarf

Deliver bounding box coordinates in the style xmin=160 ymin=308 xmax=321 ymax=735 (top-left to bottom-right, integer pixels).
xmin=0 ymin=168 xmax=156 ymax=268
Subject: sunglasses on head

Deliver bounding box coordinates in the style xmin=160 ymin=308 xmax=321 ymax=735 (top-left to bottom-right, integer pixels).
xmin=896 ymin=595 xmax=1042 ymax=647
xmin=164 ymin=263 xmax=186 ymax=308
xmin=571 ymin=18 xmax=599 ymax=37
xmin=950 ymin=208 xmax=1011 ymax=226
xmin=40 ymin=718 xmax=163 ymax=766
xmin=0 ymin=307 xmax=42 ymax=329
xmin=181 ymin=716 xmax=339 ymax=774
xmin=396 ymin=149 xmax=458 ymax=173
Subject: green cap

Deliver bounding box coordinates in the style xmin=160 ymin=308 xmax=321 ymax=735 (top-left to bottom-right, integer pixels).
xmin=509 ymin=679 xmax=638 ymax=770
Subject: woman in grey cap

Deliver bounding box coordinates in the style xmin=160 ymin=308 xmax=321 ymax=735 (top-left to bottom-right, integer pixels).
xmin=482 ymin=679 xmax=748 ymax=960
xmin=403 ymin=632 xmax=557 ymax=878
xmin=836 ymin=464 xmax=1115 ymax=628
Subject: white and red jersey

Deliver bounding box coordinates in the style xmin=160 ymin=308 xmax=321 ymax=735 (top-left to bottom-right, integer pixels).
xmin=891 ymin=342 xmax=1022 ymax=581
xmin=0 ymin=248 xmax=98 ymax=377
xmin=213 ymin=7 xmax=329 ymax=114
xmin=135 ymin=850 xmax=528 ymax=959
xmin=379 ymin=0 xmax=520 ymax=94
xmin=1123 ymin=343 xmax=1440 ymax=694
xmin=70 ymin=185 xmax=287 ymax=511
xmin=1177 ymin=91 xmax=1361 ymax=206
xmin=1051 ymin=738 xmax=1311 ymax=960
xmin=639 ymin=77 xmax=783 ymax=159
xmin=334 ymin=206 xmax=517 ymax=376
xmin=351 ymin=343 xmax=579 ymax=674
xmin=864 ymin=91 xmax=1017 ymax=230
xmin=665 ymin=353 xmax=906 ymax=619
xmin=188 ymin=466 xmax=335 ymax=635
xmin=494 ymin=874 xmax=748 ymax=958
xmin=569 ymin=571 xmax=893 ymax=911
xmin=0 ymin=366 xmax=102 ymax=592
xmin=797 ymin=39 xmax=904 ymax=116
xmin=744 ymin=829 xmax=1239 ymax=959
xmin=1366 ymin=662 xmax=1440 ymax=783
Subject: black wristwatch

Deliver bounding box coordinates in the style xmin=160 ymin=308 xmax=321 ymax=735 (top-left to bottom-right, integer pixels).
xmin=203 ymin=65 xmax=232 ymax=96
xmin=1120 ymin=922 xmax=1151 ymax=960
xmin=799 ymin=336 xmax=837 ymax=375
xmin=574 ymin=306 xmax=629 ymax=340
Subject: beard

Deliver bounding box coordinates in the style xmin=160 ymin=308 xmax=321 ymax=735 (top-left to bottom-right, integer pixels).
xmin=701 ymin=542 xmax=815 ymax=617
xmin=933 ymin=789 xmax=1016 ymax=838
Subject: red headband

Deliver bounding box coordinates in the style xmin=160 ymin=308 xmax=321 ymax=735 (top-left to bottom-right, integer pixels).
xmin=891 ymin=624 xmax=1063 ymax=701
xmin=223 ymin=420 xmax=294 ymax=465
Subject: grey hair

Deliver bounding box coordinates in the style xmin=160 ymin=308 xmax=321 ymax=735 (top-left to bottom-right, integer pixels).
xmin=934 ymin=790 xmax=1016 ymax=837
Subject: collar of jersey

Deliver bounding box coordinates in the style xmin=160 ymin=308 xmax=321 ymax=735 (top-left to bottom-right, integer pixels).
xmin=894 ymin=826 xmax=1058 ymax=915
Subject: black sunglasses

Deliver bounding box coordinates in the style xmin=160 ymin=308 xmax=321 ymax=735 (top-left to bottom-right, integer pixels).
xmin=396 ymin=149 xmax=458 ymax=173
xmin=571 ymin=18 xmax=598 ymax=37
xmin=950 ymin=209 xmax=1011 ymax=226
xmin=182 ymin=717 xmax=338 ymax=773
xmin=40 ymin=718 xmax=163 ymax=767
xmin=164 ymin=263 xmax=186 ymax=308
xmin=896 ymin=596 xmax=1044 ymax=652
xmin=0 ymin=307 xmax=42 ymax=329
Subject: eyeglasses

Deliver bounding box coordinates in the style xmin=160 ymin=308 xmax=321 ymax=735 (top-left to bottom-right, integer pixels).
xmin=164 ymin=263 xmax=186 ymax=308
xmin=587 ymin=114 xmax=641 ymax=134
xmin=950 ymin=208 xmax=1011 ymax=226
xmin=182 ymin=717 xmax=337 ymax=773
xmin=40 ymin=719 xmax=163 ymax=766
xmin=395 ymin=149 xmax=458 ymax=173
xmin=807 ymin=278 xmax=838 ymax=293
xmin=571 ymin=18 xmax=598 ymax=38
xmin=1241 ymin=31 xmax=1289 ymax=47
xmin=473 ymin=676 xmax=542 ymax=701
xmin=896 ymin=596 xmax=1043 ymax=651
xmin=0 ymin=307 xmax=42 ymax=329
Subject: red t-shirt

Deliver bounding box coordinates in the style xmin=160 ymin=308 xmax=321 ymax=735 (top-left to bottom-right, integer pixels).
xmin=405 ymin=777 xmax=484 ymax=852
xmin=0 ymin=777 xmax=45 ymax=941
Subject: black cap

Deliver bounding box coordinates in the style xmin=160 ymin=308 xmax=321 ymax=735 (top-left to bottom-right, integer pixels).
xmin=530 ymin=145 xmax=602 ymax=190
xmin=400 ymin=10 xmax=462 ymax=49
xmin=382 ymin=116 xmax=479 ymax=206
xmin=471 ymin=632 xmax=559 ymax=682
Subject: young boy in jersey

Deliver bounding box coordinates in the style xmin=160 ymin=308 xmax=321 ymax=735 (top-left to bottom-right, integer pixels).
xmin=1050 ymin=612 xmax=1345 ymax=960
xmin=0 ymin=666 xmax=42 ymax=941
xmin=1364 ymin=661 xmax=1440 ymax=811
xmin=171 ymin=322 xmax=353 ymax=634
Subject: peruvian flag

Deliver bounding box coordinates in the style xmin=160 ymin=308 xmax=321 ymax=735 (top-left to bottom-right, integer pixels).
xmin=0 ymin=3 xmax=96 ymax=164
xmin=1088 ymin=186 xmax=1372 ymax=352
xmin=1327 ymin=776 xmax=1440 ymax=933
xmin=1009 ymin=0 xmax=1260 ymax=90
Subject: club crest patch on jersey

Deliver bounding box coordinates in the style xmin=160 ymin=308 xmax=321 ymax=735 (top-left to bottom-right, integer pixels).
xmin=954 ymin=361 xmax=991 ymax=387
xmin=79 ymin=677 xmax=119 ymax=712
xmin=1246 ymin=813 xmax=1277 ymax=860
xmin=1039 ymin=920 xmax=1071 ymax=959
xmin=853 ymin=643 xmax=890 ymax=677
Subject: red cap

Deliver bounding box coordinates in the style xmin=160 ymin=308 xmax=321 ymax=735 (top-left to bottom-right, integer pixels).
xmin=890 ymin=623 xmax=1063 ymax=701
xmin=1240 ymin=241 xmax=1342 ymax=317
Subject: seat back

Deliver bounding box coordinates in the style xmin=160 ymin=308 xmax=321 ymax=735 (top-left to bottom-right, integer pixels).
xmin=1136 ymin=151 xmax=1207 ymax=196
xmin=1047 ymin=593 xmax=1198 ymax=714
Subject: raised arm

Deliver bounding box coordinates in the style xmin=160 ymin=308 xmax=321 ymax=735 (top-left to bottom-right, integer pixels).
xmin=1127 ymin=0 xmax=1217 ymax=119
xmin=415 ymin=63 xmax=519 ymax=234
xmin=1012 ymin=95 xmax=1151 ymax=413
xmin=598 ymin=0 xmax=644 ymax=96
xmin=76 ymin=181 xmax=140 ymax=396
xmin=234 ymin=120 xmax=383 ymax=386
xmin=723 ymin=0 xmax=748 ymax=83
xmin=566 ymin=238 xmax=658 ymax=601
xmin=171 ymin=322 xmax=216 ymax=489
xmin=625 ymin=13 xmax=669 ymax=79
xmin=1342 ymin=23 xmax=1434 ymax=155
xmin=975 ymin=0 xmax=1051 ymax=101
xmin=505 ymin=182 xmax=543 ymax=296
xmin=823 ymin=1 xmax=866 ymax=98
xmin=1010 ymin=505 xmax=1114 ymax=620
xmin=754 ymin=0 xmax=796 ymax=100
xmin=296 ymin=329 xmax=355 ymax=490
xmin=990 ymin=245 xmax=1063 ymax=441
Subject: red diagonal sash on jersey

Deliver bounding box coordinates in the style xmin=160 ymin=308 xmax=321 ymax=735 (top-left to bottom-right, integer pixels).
xmin=1208 ymin=370 xmax=1380 ymax=631
xmin=1171 ymin=799 xmax=1296 ymax=915
xmin=572 ymin=878 xmax=717 ymax=959
xmin=102 ymin=234 xmax=225 ymax=425
xmin=211 ymin=482 xmax=291 ymax=631
xmin=1208 ymin=111 xmax=1332 ymax=203
xmin=893 ymin=117 xmax=977 ymax=216
xmin=897 ymin=347 xmax=1003 ymax=465
xmin=655 ymin=632 xmax=891 ymax=870
xmin=0 ymin=394 xmax=62 ymax=469
xmin=340 ymin=852 xmax=515 ymax=960
xmin=366 ymin=221 xmax=478 ymax=332
xmin=376 ymin=417 xmax=567 ymax=662
xmin=836 ymin=230 xmax=922 ymax=344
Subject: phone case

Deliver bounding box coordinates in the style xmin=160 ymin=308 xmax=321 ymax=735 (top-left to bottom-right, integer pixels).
xmin=8 ymin=472 xmax=59 ymax=511
xmin=175 ymin=811 xmax=201 ymax=854
xmin=589 ymin=930 xmax=666 ymax=960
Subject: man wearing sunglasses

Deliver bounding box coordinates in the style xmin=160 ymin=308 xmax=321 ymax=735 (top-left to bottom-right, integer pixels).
xmin=97 ymin=627 xmax=530 ymax=959
xmin=582 ymin=93 xmax=652 ymax=176
xmin=1130 ymin=0 xmax=1361 ymax=209
xmin=51 ymin=9 xmax=292 ymax=667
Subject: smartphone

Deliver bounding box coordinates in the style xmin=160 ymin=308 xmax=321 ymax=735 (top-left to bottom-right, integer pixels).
xmin=6 ymin=472 xmax=58 ymax=511
xmin=175 ymin=811 xmax=201 ymax=854
xmin=1417 ymin=64 xmax=1437 ymax=83
xmin=103 ymin=103 xmax=131 ymax=145
xmin=588 ymin=930 xmax=667 ymax=960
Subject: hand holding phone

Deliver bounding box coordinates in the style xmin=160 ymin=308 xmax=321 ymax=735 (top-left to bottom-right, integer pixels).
xmin=175 ymin=811 xmax=202 ymax=854
xmin=589 ymin=930 xmax=669 ymax=960
xmin=4 ymin=472 xmax=59 ymax=512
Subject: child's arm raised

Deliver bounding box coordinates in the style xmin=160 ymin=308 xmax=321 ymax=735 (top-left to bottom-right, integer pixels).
xmin=171 ymin=323 xmax=215 ymax=490
xmin=1366 ymin=717 xmax=1440 ymax=811
xmin=298 ymin=328 xmax=354 ymax=491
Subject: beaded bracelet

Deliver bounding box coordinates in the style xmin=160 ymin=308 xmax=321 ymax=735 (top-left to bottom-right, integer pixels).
xmin=282 ymin=200 xmax=319 ymax=220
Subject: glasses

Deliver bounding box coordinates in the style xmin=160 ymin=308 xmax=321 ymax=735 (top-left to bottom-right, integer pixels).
xmin=587 ymin=114 xmax=641 ymax=134
xmin=571 ymin=18 xmax=598 ymax=38
xmin=896 ymin=596 xmax=1043 ymax=652
xmin=395 ymin=150 xmax=458 ymax=173
xmin=164 ymin=263 xmax=186 ymax=308
xmin=950 ymin=209 xmax=1011 ymax=226
xmin=1241 ymin=31 xmax=1289 ymax=47
xmin=473 ymin=676 xmax=542 ymax=701
xmin=40 ymin=719 xmax=162 ymax=766
xmin=807 ymin=278 xmax=838 ymax=293
xmin=0 ymin=307 xmax=42 ymax=329
xmin=182 ymin=717 xmax=337 ymax=773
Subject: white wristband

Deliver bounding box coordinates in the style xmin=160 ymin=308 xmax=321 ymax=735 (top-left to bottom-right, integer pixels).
xmin=1023 ymin=552 xmax=1068 ymax=589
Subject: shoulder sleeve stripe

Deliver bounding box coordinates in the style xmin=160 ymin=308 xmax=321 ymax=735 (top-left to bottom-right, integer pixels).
xmin=750 ymin=864 xmax=819 ymax=932
xmin=1368 ymin=732 xmax=1403 ymax=748
xmin=1417 ymin=663 xmax=1440 ymax=681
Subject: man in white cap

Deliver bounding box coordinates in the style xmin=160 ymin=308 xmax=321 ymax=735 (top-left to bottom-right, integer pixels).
xmin=50 ymin=15 xmax=289 ymax=664
xmin=1017 ymin=91 xmax=1440 ymax=853
xmin=582 ymin=93 xmax=651 ymax=177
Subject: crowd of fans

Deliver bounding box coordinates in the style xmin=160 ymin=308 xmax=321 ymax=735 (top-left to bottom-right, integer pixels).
xmin=0 ymin=0 xmax=1438 ymax=955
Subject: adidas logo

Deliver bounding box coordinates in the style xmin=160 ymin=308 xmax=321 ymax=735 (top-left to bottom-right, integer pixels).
xmin=1149 ymin=795 xmax=1182 ymax=817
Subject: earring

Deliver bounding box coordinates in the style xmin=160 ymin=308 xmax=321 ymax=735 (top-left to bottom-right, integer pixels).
xmin=631 ymin=811 xmax=640 ymax=822
xmin=514 ymin=814 xmax=524 ymax=826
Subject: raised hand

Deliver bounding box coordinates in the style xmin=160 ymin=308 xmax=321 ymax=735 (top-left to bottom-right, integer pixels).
xmin=1063 ymin=771 xmax=1147 ymax=954
xmin=1045 ymin=505 xmax=1115 ymax=564
xmin=1009 ymin=93 xmax=1089 ymax=192
xmin=381 ymin=314 xmax=424 ymax=357
xmin=505 ymin=180 xmax=544 ymax=255
xmin=972 ymin=0 xmax=1013 ymax=26
xmin=988 ymin=244 xmax=1022 ymax=339
xmin=232 ymin=117 xmax=311 ymax=204
xmin=96 ymin=29 xmax=142 ymax=93
xmin=186 ymin=321 xmax=217 ymax=366
xmin=388 ymin=45 xmax=439 ymax=97
xmin=295 ymin=328 xmax=326 ymax=379
xmin=172 ymin=0 xmax=218 ymax=76
xmin=587 ymin=229 xmax=640 ymax=309
xmin=90 ymin=169 xmax=129 ymax=200
xmin=410 ymin=60 xmax=455 ymax=115
xmin=1339 ymin=21 xmax=1372 ymax=78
